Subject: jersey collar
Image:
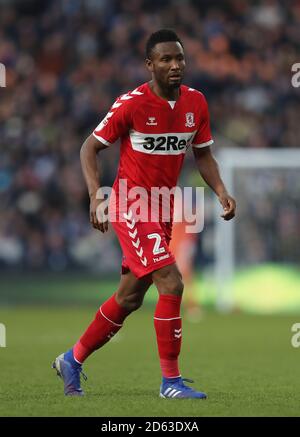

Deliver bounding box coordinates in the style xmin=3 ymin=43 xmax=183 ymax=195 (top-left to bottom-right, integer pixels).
xmin=146 ymin=82 xmax=182 ymax=108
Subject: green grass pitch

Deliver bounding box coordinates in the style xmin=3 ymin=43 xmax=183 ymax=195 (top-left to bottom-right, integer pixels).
xmin=1 ymin=303 xmax=300 ymax=416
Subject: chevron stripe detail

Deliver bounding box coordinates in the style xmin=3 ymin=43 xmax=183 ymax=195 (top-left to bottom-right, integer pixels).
xmin=123 ymin=209 xmax=148 ymax=267
xmin=141 ymin=256 xmax=147 ymax=266
xmin=95 ymin=111 xmax=114 ymax=131
xmin=120 ymin=93 xmax=133 ymax=100
xmin=131 ymin=88 xmax=143 ymax=95
xmin=128 ymin=228 xmax=137 ymax=239
xmin=96 ymin=90 xmax=143 ymax=133
xmin=112 ymin=101 xmax=122 ymax=109
xmin=123 ymin=210 xmax=133 ymax=220
xmin=135 ymin=247 xmax=143 ymax=257
xmin=118 ymin=89 xmax=144 ymax=102
xmin=131 ymin=238 xmax=140 ymax=248
xmin=126 ymin=219 xmax=135 ymax=229
xmin=174 ymin=328 xmax=182 ymax=339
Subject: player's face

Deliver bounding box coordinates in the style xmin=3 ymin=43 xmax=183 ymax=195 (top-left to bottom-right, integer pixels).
xmin=146 ymin=42 xmax=185 ymax=89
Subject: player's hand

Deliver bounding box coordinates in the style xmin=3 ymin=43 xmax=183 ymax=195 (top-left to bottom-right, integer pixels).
xmin=89 ymin=197 xmax=109 ymax=233
xmin=218 ymin=192 xmax=236 ymax=221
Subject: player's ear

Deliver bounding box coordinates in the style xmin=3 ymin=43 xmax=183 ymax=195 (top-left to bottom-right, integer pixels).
xmin=145 ymin=58 xmax=154 ymax=73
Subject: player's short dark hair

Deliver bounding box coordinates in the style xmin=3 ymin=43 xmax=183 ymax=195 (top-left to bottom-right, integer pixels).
xmin=145 ymin=29 xmax=184 ymax=59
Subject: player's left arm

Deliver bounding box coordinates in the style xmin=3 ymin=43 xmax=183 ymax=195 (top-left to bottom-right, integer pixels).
xmin=193 ymin=146 xmax=236 ymax=221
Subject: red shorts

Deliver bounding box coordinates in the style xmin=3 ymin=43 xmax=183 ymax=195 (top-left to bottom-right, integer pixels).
xmin=110 ymin=208 xmax=176 ymax=279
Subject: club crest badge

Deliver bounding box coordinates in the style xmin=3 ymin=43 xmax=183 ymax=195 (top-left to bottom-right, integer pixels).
xmin=185 ymin=112 xmax=195 ymax=127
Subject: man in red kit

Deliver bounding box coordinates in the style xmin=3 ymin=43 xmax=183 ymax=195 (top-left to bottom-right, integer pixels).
xmin=52 ymin=29 xmax=236 ymax=398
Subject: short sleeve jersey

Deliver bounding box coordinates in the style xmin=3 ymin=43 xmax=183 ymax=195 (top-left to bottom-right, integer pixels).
xmin=93 ymin=82 xmax=213 ymax=202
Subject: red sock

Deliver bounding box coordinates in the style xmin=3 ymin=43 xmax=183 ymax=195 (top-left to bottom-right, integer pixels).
xmin=73 ymin=293 xmax=130 ymax=364
xmin=154 ymin=294 xmax=182 ymax=378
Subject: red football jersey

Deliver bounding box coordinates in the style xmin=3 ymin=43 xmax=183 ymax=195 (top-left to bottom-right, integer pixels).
xmin=93 ymin=82 xmax=213 ymax=221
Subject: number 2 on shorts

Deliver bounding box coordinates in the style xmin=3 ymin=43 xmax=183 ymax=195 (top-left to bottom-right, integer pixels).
xmin=147 ymin=233 xmax=166 ymax=255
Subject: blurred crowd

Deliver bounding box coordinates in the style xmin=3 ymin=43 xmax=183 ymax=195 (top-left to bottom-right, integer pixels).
xmin=0 ymin=0 xmax=299 ymax=271
xmin=235 ymin=168 xmax=300 ymax=265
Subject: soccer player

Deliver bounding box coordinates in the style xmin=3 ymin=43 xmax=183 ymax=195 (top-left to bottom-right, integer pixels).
xmin=52 ymin=29 xmax=236 ymax=399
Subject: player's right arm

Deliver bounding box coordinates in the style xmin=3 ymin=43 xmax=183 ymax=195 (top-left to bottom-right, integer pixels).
xmin=80 ymin=134 xmax=109 ymax=233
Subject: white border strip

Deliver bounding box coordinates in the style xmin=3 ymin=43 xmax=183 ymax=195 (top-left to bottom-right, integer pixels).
xmin=192 ymin=139 xmax=214 ymax=148
xmin=92 ymin=132 xmax=111 ymax=146
xmin=154 ymin=316 xmax=181 ymax=321
xmin=100 ymin=307 xmax=123 ymax=327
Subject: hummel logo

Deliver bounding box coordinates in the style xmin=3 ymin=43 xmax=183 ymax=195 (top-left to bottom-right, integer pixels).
xmin=146 ymin=117 xmax=157 ymax=126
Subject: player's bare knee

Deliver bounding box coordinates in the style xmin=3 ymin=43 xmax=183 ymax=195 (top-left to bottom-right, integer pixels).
xmin=153 ymin=271 xmax=184 ymax=296
xmin=162 ymin=277 xmax=184 ymax=296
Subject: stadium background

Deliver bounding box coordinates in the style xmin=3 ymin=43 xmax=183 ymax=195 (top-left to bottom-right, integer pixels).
xmin=1 ymin=0 xmax=300 ymax=417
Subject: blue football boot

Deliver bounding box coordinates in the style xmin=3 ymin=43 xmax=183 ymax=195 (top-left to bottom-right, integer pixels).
xmin=52 ymin=351 xmax=87 ymax=396
xmin=160 ymin=377 xmax=207 ymax=399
